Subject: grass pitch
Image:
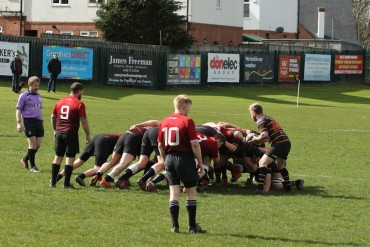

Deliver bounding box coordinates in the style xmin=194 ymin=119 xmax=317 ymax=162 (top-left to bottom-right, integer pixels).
xmin=0 ymin=81 xmax=369 ymax=247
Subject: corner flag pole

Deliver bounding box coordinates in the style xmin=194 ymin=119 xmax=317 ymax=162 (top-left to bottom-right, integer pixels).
xmin=296 ymin=75 xmax=300 ymax=107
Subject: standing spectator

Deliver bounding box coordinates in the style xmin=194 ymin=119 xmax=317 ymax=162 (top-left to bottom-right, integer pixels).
xmin=16 ymin=76 xmax=43 ymax=172
xmin=10 ymin=53 xmax=23 ymax=93
xmin=47 ymin=53 xmax=62 ymax=93
xmin=247 ymin=103 xmax=292 ymax=194
xmin=50 ymin=82 xmax=91 ymax=189
xmin=157 ymin=94 xmax=206 ymax=234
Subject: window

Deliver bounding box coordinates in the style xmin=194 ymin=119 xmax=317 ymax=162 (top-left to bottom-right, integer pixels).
xmin=52 ymin=0 xmax=69 ymax=5
xmin=60 ymin=30 xmax=73 ymax=35
xmin=216 ymin=0 xmax=221 ymax=9
xmin=80 ymin=31 xmax=98 ymax=37
xmin=45 ymin=30 xmax=53 ymax=34
xmin=244 ymin=0 xmax=250 ymax=18
xmin=0 ymin=26 xmax=3 ymax=34
xmin=88 ymin=0 xmax=105 ymax=5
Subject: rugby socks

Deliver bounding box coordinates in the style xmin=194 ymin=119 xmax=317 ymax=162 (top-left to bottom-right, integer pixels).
xmin=28 ymin=149 xmax=37 ymax=168
xmin=279 ymin=167 xmax=292 ymax=190
xmin=51 ymin=163 xmax=61 ymax=185
xmin=151 ymin=172 xmax=165 ymax=185
xmin=257 ymin=167 xmax=268 ymax=191
xmin=96 ymin=171 xmax=103 ymax=179
xmin=56 ymin=173 xmax=63 ymax=182
xmin=169 ymin=200 xmax=179 ymax=228
xmin=143 ymin=159 xmax=156 ymax=174
xmin=64 ymin=165 xmax=73 ymax=187
xmin=214 ymin=167 xmax=222 ymax=183
xmin=186 ymin=200 xmax=197 ymax=228
xmin=118 ymin=163 xmax=139 ymax=181
xmin=105 ymin=174 xmax=114 ymax=182
xmin=140 ymin=167 xmax=155 ymax=183
xmin=23 ymin=154 xmax=29 ymax=163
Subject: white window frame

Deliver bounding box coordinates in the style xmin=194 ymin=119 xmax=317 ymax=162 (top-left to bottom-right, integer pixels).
xmin=52 ymin=0 xmax=69 ymax=6
xmin=88 ymin=0 xmax=106 ymax=6
xmin=45 ymin=30 xmax=53 ymax=34
xmin=60 ymin=30 xmax=73 ymax=35
xmin=216 ymin=0 xmax=221 ymax=9
xmin=0 ymin=26 xmax=3 ymax=34
xmin=80 ymin=31 xmax=98 ymax=37
xmin=243 ymin=0 xmax=250 ymax=19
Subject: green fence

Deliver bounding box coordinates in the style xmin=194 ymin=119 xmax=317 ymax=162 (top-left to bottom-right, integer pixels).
xmin=0 ymin=35 xmax=367 ymax=88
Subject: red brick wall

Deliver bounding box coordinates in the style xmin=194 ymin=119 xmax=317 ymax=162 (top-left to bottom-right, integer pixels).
xmin=0 ymin=16 xmax=23 ymax=35
xmin=0 ymin=17 xmax=102 ymax=37
xmin=243 ymin=30 xmax=298 ymax=40
xmin=189 ymin=22 xmax=243 ymax=46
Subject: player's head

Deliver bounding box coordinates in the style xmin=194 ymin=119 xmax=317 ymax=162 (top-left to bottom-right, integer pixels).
xmin=28 ymin=76 xmax=40 ymax=93
xmin=248 ymin=103 xmax=263 ymax=121
xmin=173 ymin=94 xmax=192 ymax=116
xmin=70 ymin=82 xmax=84 ymax=100
xmin=53 ymin=53 xmax=58 ymax=59
xmin=213 ymin=132 xmax=226 ymax=148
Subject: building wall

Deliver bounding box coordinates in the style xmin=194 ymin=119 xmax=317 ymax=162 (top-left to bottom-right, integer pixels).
xmin=299 ymin=0 xmax=358 ymax=43
xmin=190 ymin=22 xmax=242 ymax=46
xmin=244 ymin=0 xmax=298 ymax=33
xmin=189 ymin=0 xmax=243 ymax=27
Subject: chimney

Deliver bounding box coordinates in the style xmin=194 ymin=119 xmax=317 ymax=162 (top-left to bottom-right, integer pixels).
xmin=317 ymin=7 xmax=325 ymax=39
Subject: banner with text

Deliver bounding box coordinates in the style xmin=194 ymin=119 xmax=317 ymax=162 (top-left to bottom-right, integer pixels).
xmin=243 ymin=54 xmax=274 ymax=82
xmin=167 ymin=54 xmax=201 ymax=85
xmin=304 ymin=54 xmax=331 ymax=81
xmin=0 ymin=42 xmax=29 ymax=77
xmin=208 ymin=53 xmax=240 ymax=83
xmin=107 ymin=54 xmax=155 ymax=86
xmin=278 ymin=55 xmax=301 ymax=82
xmin=42 ymin=46 xmax=93 ymax=80
xmin=334 ymin=55 xmax=363 ymax=74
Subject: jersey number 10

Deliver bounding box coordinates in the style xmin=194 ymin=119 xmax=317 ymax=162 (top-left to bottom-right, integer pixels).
xmin=162 ymin=127 xmax=179 ymax=146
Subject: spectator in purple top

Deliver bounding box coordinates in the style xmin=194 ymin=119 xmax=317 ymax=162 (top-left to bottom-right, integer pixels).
xmin=16 ymin=76 xmax=44 ymax=172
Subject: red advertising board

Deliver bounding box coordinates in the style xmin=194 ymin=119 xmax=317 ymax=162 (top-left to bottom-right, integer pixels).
xmin=334 ymin=55 xmax=363 ymax=74
xmin=278 ymin=55 xmax=301 ymax=82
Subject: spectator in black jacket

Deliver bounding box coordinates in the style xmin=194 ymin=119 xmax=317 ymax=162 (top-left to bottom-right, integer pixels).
xmin=10 ymin=53 xmax=23 ymax=93
xmin=47 ymin=53 xmax=62 ymax=93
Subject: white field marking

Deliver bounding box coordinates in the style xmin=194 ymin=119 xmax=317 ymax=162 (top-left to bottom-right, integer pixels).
xmin=293 ymin=173 xmax=367 ymax=182
xmin=318 ymin=129 xmax=369 ymax=133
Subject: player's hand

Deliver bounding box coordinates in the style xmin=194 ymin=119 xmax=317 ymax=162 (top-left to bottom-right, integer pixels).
xmin=86 ymin=135 xmax=91 ymax=144
xmin=248 ymin=139 xmax=259 ymax=146
xmin=197 ymin=163 xmax=205 ymax=178
xmin=16 ymin=123 xmax=22 ymax=133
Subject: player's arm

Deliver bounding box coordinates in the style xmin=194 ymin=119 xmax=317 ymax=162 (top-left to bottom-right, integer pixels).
xmin=51 ymin=114 xmax=57 ymax=135
xmin=130 ymin=120 xmax=160 ymax=129
xmin=158 ymin=142 xmax=166 ymax=161
xmin=248 ymin=130 xmax=268 ymax=145
xmin=16 ymin=109 xmax=22 ymax=133
xmin=191 ymin=140 xmax=204 ymax=174
xmin=80 ymin=117 xmax=91 ymax=143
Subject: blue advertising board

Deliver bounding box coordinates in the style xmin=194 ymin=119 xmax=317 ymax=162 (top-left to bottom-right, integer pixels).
xmin=42 ymin=46 xmax=93 ymax=80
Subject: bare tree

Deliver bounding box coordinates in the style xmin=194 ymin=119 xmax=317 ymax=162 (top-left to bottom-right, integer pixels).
xmin=353 ymin=0 xmax=370 ymax=44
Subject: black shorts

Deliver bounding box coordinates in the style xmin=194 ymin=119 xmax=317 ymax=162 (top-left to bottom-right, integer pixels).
xmin=140 ymin=127 xmax=159 ymax=157
xmin=113 ymin=132 xmax=142 ymax=156
xmin=266 ymin=141 xmax=291 ymax=160
xmin=55 ymin=133 xmax=79 ymax=158
xmin=79 ymin=135 xmax=115 ymax=166
xmin=165 ymin=154 xmax=198 ymax=188
xmin=195 ymin=125 xmax=218 ymax=137
xmin=23 ymin=118 xmax=44 ymax=138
